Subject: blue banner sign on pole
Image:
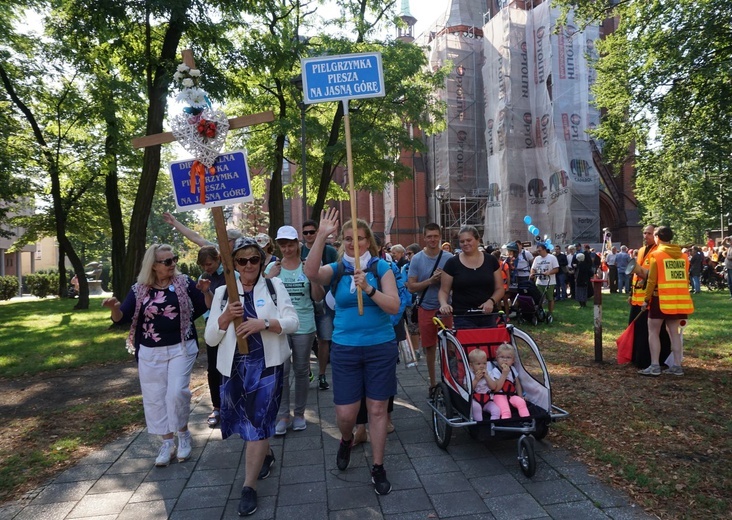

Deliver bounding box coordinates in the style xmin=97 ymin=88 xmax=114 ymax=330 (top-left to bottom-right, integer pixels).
xmin=301 ymin=52 xmax=385 ymax=104
xmin=169 ymin=150 xmax=254 ymax=212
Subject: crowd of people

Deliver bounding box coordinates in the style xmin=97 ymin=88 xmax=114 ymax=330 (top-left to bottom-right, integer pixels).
xmin=103 ymin=211 xmax=724 ymax=515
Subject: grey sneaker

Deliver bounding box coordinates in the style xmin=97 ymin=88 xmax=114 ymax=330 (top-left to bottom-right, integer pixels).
xmin=292 ymin=416 xmax=307 ymax=431
xmin=155 ymin=440 xmax=176 ymax=467
xmin=663 ymin=365 xmax=684 ymax=376
xmin=275 ymin=417 xmax=290 ymax=436
xmin=638 ymin=364 xmax=661 ymax=376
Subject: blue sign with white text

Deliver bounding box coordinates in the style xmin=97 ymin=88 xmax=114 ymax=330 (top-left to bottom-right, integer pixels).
xmin=169 ymin=150 xmax=253 ymax=212
xmin=301 ymin=52 xmax=385 ymax=104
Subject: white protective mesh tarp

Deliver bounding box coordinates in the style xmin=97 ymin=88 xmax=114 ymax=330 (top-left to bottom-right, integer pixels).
xmin=482 ymin=2 xmax=600 ymax=246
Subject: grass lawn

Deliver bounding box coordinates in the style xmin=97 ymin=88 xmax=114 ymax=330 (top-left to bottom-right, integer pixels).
xmin=0 ymin=291 xmax=730 ymax=518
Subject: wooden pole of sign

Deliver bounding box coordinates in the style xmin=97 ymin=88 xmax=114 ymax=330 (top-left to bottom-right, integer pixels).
xmin=131 ymin=49 xmax=275 ymax=353
xmin=179 ymin=49 xmax=250 ymax=354
xmin=342 ymin=99 xmax=364 ymax=315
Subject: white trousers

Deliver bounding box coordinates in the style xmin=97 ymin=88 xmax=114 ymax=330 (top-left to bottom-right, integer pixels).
xmin=137 ymin=340 xmax=198 ymax=435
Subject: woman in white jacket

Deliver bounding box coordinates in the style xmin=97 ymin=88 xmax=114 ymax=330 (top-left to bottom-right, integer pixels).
xmin=204 ymin=237 xmax=298 ymax=516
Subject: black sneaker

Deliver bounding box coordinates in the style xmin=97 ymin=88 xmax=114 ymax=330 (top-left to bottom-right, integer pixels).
xmin=238 ymin=486 xmax=257 ymax=516
xmin=336 ymin=437 xmax=353 ymax=471
xmin=371 ymin=464 xmax=392 ymax=495
xmin=258 ymin=448 xmax=275 ymax=480
xmin=318 ymin=374 xmax=330 ymax=390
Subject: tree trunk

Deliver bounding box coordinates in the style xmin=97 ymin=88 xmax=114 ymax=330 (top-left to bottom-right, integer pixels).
xmin=103 ymin=104 xmax=127 ymax=299
xmin=267 ymin=83 xmax=287 ymax=239
xmin=121 ymin=4 xmax=190 ymax=293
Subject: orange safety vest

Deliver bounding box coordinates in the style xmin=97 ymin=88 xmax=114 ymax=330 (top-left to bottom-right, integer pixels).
xmin=651 ymin=250 xmax=694 ymax=314
xmin=631 ymin=244 xmax=656 ymax=306
xmin=499 ymin=259 xmax=509 ymax=290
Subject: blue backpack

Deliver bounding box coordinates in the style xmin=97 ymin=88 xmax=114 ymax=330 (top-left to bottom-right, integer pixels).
xmin=332 ymin=258 xmax=411 ymax=326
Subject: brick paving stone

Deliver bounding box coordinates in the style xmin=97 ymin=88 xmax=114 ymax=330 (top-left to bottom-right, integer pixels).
xmin=11 ymin=501 xmax=76 ymax=520
xmin=420 ymin=471 xmax=474 ymax=494
xmin=410 ymin=454 xmax=461 ymax=475
xmin=470 ymin=473 xmax=526 ymax=498
xmin=384 ymin=467 xmax=421 ymax=491
xmin=66 ymin=491 xmax=133 ymax=518
xmin=30 ymin=480 xmax=94 ymax=505
xmin=279 ymin=463 xmax=326 ymax=485
xmin=378 ymin=487 xmax=431 ymax=515
xmin=430 ymin=489 xmax=491 ymax=517
xmin=87 ymin=472 xmax=146 ymax=494
xmin=331 ymin=507 xmax=386 ymax=520
xmin=604 ymin=505 xmax=657 ymax=519
xmin=578 ymin=482 xmax=633 ymax=508
xmin=544 ymin=501 xmax=613 ymax=519
xmin=169 ymin=506 xmax=226 ymax=520
xmin=186 ymin=468 xmax=237 ymax=488
xmin=52 ymin=462 xmax=112 ymax=483
xmin=456 ymin=454 xmax=508 ymax=478
xmin=0 ymin=503 xmax=23 ymax=520
xmin=174 ymin=484 xmax=230 ymax=511
xmin=327 ymin=483 xmax=379 ymax=510
xmin=116 ymin=498 xmax=176 ymax=519
xmin=484 ymin=492 xmax=546 ymax=520
xmin=275 ymin=481 xmax=327 ymax=506
xmin=523 ymin=478 xmax=586 ymax=505
xmin=128 ymin=479 xmax=187 ymax=503
xmin=281 ymin=447 xmax=324 ymax=467
xmin=143 ymin=462 xmax=195 ymax=482
xmin=105 ymin=455 xmax=154 ymax=475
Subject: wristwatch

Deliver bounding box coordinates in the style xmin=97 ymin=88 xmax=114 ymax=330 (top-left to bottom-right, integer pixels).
xmin=263 ymin=318 xmax=270 ymax=330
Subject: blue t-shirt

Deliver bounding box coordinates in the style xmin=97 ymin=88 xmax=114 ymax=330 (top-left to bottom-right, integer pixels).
xmin=408 ymin=250 xmax=453 ymax=310
xmin=328 ymin=258 xmax=396 ymax=346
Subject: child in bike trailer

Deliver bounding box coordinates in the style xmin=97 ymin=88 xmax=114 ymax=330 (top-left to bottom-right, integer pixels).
xmin=488 ymin=343 xmax=530 ymax=419
xmin=466 ymin=349 xmax=500 ymax=421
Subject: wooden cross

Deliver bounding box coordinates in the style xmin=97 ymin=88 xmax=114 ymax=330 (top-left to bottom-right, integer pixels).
xmin=132 ymin=49 xmax=275 ymax=354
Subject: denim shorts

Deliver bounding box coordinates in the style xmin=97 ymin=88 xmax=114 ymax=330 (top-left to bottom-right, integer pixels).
xmin=314 ymin=304 xmax=334 ymax=341
xmin=330 ymin=340 xmax=398 ymax=405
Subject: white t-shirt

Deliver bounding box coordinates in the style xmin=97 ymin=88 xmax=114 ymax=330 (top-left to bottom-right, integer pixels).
xmin=531 ymin=254 xmax=559 ymax=286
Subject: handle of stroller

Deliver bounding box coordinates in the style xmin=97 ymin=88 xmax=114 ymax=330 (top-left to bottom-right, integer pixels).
xmin=432 ymin=316 xmax=447 ymax=330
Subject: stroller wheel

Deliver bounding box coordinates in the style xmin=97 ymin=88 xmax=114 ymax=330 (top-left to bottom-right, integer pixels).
xmin=546 ymin=314 xmax=553 ymax=324
xmin=534 ymin=421 xmax=549 ymax=440
xmin=431 ymin=383 xmax=453 ymax=450
xmin=531 ymin=315 xmax=538 ymax=326
xmin=518 ymin=436 xmax=536 ymax=477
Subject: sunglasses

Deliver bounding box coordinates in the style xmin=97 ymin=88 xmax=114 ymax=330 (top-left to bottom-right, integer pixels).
xmin=155 ymin=256 xmax=179 ymax=267
xmin=234 ymin=255 xmax=261 ymax=266
xmin=302 ymin=230 xmax=317 ymax=235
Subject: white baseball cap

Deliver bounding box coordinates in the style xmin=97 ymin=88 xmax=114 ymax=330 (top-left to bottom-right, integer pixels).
xmin=275 ymin=226 xmax=299 ymax=241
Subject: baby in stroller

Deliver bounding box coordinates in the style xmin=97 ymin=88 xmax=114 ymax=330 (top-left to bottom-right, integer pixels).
xmin=489 ymin=343 xmax=530 ymax=419
xmin=466 ymin=349 xmax=500 ymax=421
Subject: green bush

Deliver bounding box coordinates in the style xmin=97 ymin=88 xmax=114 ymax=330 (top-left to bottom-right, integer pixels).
xmin=178 ymin=262 xmax=202 ymax=280
xmin=0 ymin=276 xmax=20 ymax=300
xmin=24 ymin=273 xmax=59 ymax=298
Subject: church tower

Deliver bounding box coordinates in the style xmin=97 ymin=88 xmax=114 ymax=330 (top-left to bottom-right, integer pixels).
xmin=396 ymin=0 xmax=417 ymax=42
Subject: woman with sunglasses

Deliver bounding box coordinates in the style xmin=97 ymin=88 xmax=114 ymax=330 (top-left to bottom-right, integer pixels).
xmin=102 ymin=244 xmax=208 ymax=468
xmin=204 ymin=237 xmax=299 ymax=516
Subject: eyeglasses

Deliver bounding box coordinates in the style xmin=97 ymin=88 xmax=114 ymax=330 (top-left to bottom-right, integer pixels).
xmin=343 ymin=236 xmax=366 ymax=243
xmin=302 ymin=230 xmax=317 ymax=235
xmin=155 ymin=256 xmax=179 ymax=266
xmin=234 ymin=255 xmax=261 ymax=266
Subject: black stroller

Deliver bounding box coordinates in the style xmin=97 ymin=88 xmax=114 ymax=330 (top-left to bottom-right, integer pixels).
xmin=510 ymin=279 xmax=553 ymax=325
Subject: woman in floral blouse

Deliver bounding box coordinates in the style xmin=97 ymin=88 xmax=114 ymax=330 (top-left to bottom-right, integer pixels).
xmin=103 ymin=244 xmax=207 ymax=468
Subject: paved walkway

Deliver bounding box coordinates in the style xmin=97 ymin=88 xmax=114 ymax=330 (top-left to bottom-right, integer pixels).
xmin=1 ymin=359 xmax=653 ymax=520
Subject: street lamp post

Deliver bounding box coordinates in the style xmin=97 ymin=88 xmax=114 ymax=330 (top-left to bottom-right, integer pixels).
xmin=435 ymin=184 xmax=448 ymax=241
xmin=291 ymin=76 xmax=308 ymax=224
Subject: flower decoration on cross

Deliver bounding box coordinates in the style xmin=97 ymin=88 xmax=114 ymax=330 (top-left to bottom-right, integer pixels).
xmin=170 ymin=62 xmax=230 ymax=205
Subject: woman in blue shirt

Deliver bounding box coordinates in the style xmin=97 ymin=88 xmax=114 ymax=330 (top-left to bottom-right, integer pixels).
xmin=304 ymin=208 xmax=400 ymax=496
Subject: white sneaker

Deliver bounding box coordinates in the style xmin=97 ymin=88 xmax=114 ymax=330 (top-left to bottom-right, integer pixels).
xmin=275 ymin=418 xmax=290 ymax=436
xmin=155 ymin=440 xmax=176 ymax=467
xmin=177 ymin=431 xmax=192 ymax=462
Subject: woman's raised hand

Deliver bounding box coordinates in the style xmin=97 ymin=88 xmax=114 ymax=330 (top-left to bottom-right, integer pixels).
xmin=101 ymin=297 xmax=120 ymax=309
xmin=319 ymin=208 xmax=339 ymax=237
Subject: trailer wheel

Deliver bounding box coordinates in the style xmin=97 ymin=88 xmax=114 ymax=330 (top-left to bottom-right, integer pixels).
xmin=533 ymin=421 xmax=549 ymax=440
xmin=518 ymin=436 xmax=536 ymax=477
xmin=432 ymin=383 xmax=453 ymax=450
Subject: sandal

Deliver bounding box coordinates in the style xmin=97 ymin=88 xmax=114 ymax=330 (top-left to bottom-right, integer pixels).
xmin=207 ymin=410 xmax=220 ymax=427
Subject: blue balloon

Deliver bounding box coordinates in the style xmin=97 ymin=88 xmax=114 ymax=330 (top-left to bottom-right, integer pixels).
xmin=533 ymin=229 xmax=541 ymax=237
xmin=523 ymin=215 xmax=532 ymax=225
xmin=528 ymin=225 xmax=537 ymax=234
